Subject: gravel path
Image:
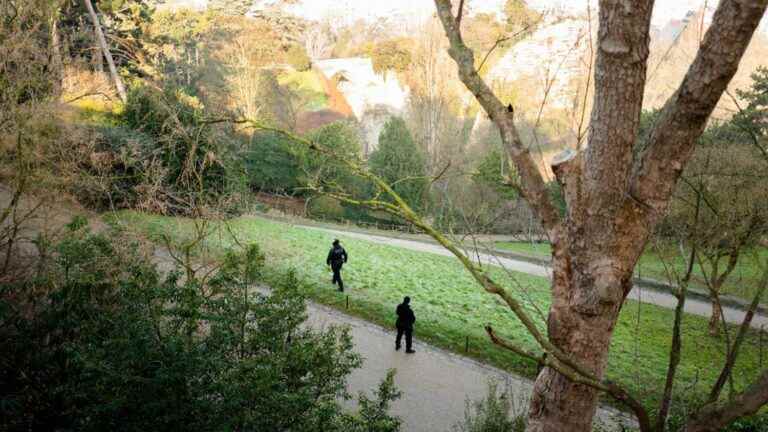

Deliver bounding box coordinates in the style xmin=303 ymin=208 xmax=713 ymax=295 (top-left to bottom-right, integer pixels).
xmin=150 ymin=248 xmax=633 ymax=431
xmin=304 ymin=225 xmax=768 ymax=328
xmin=303 ymin=298 xmax=634 ymax=431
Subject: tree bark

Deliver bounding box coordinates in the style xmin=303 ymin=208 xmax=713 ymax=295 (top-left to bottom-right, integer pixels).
xmin=83 ymin=0 xmax=127 ymax=103
xmin=50 ymin=13 xmax=64 ymax=94
xmin=687 ymin=370 xmax=768 ymax=432
xmin=708 ymin=298 xmax=722 ymax=336
xmin=432 ymin=0 xmax=768 ymax=430
xmin=526 ymin=1 xmax=654 ymax=430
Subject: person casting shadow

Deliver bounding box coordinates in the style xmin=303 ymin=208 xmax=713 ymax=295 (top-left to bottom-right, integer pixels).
xmin=395 ymin=296 xmax=416 ymax=354
xmin=326 ymin=239 xmax=348 ymax=292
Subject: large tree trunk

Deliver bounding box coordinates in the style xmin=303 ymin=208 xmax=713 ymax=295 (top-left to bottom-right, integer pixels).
xmin=528 ymin=241 xmax=640 ymax=430
xmin=527 ymin=0 xmax=654 ymax=428
xmin=433 ymin=0 xmax=768 ymax=430
xmin=83 ymin=0 xmax=127 ymax=103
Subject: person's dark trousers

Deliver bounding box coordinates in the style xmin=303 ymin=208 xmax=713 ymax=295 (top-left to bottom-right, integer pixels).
xmin=395 ymin=326 xmax=412 ymax=351
xmin=331 ymin=264 xmax=344 ymax=291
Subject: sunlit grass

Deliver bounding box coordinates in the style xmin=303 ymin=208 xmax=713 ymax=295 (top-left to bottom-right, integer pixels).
xmin=496 ymin=241 xmax=767 ymax=302
xmin=113 ymin=210 xmax=767 ymax=410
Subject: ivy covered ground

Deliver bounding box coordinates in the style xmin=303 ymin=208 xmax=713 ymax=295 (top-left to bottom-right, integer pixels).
xmin=114 ymin=211 xmax=766 ymax=410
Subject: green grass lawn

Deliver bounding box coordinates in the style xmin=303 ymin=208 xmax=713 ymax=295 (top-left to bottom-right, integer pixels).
xmin=496 ymin=241 xmax=767 ymax=302
xmin=113 ymin=211 xmax=766 ymax=411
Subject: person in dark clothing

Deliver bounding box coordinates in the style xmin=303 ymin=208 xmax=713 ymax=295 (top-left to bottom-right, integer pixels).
xmin=326 ymin=239 xmax=348 ymax=292
xmin=395 ymin=296 xmax=416 ymax=353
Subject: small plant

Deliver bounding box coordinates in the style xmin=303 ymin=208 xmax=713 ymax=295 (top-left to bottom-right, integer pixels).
xmin=453 ymin=381 xmax=527 ymax=432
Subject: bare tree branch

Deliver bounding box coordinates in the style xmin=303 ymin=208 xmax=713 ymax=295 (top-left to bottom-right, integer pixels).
xmin=656 ymin=198 xmax=701 ymax=430
xmin=687 ymin=368 xmax=768 ymax=432
xmin=456 ymin=0 xmax=465 ymax=26
xmin=630 ymin=0 xmax=768 ymax=220
xmin=708 ymin=261 xmax=768 ymax=403
xmin=433 ymin=0 xmax=562 ymax=239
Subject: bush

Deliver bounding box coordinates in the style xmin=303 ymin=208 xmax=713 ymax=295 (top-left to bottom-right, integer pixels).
xmin=370 ymin=39 xmax=412 ymax=76
xmin=0 ymin=220 xmax=401 ymax=431
xmin=472 ymin=147 xmax=518 ymax=201
xmin=245 ymin=130 xmax=304 ymax=194
xmin=255 ymin=69 xmax=300 ymax=129
xmin=287 ymin=44 xmax=312 ymax=72
xmin=453 ymin=381 xmax=527 ymax=432
xmin=116 ymin=84 xmax=247 ymax=213
xmin=309 ymin=195 xmax=345 ymax=220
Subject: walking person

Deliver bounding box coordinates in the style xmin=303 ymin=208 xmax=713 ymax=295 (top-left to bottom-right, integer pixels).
xmin=326 ymin=239 xmax=348 ymax=292
xmin=395 ymin=296 xmax=416 ymax=353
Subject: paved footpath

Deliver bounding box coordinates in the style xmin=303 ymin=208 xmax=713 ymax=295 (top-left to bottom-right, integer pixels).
xmin=304 ymin=225 xmax=768 ymax=328
xmin=303 ymin=299 xmax=634 ymax=432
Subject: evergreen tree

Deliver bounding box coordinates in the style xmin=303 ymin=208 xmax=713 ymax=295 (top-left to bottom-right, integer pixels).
xmin=369 ymin=117 xmax=428 ymax=212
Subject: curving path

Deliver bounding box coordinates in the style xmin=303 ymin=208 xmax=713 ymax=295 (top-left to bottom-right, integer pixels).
xmin=301 ymin=224 xmax=768 ymax=328
xmin=150 ymin=248 xmax=634 ymax=431
xmin=304 ymin=296 xmax=634 ymax=431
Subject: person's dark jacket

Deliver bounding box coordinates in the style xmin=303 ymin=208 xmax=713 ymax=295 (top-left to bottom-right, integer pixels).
xmin=326 ymin=245 xmax=348 ymax=268
xmin=395 ymin=303 xmax=415 ymax=330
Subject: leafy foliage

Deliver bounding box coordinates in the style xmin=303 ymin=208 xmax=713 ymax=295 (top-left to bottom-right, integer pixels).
xmin=117 ymin=84 xmax=247 ymax=212
xmin=369 ymin=117 xmax=428 ymax=212
xmin=245 ymin=130 xmax=304 ymax=194
xmin=503 ymin=0 xmax=540 ymax=33
xmin=287 ymin=44 xmax=312 ymax=72
xmin=733 ymin=66 xmax=768 ymax=161
xmin=254 ymin=69 xmax=300 ymax=130
xmin=305 ymin=120 xmax=365 ymax=194
xmin=0 ymin=220 xmax=401 ymax=431
xmin=370 ymin=39 xmax=413 ymax=76
xmin=453 ymin=382 xmax=526 ymax=432
xmin=144 ymin=9 xmax=217 ymax=90
xmin=472 ymin=148 xmax=518 ymax=201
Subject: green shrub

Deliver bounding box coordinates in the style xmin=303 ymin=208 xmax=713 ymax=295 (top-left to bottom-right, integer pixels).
xmin=0 ymin=220 xmax=401 ymax=431
xmin=472 ymin=147 xmax=518 ymax=201
xmin=245 ymin=130 xmax=304 ymax=194
xmin=304 ymin=120 xmax=365 ymax=193
xmin=453 ymin=381 xmax=527 ymax=432
xmin=287 ymin=44 xmax=312 ymax=72
xmin=309 ymin=195 xmax=345 ymax=220
xmin=370 ymin=39 xmax=412 ymax=75
xmin=116 ymin=84 xmax=247 ymax=212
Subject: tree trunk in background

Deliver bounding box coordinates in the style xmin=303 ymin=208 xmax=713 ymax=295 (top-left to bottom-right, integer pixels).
xmin=709 ymin=298 xmax=722 ymax=336
xmin=83 ymin=0 xmax=127 ymax=103
xmin=50 ymin=14 xmax=64 ymax=94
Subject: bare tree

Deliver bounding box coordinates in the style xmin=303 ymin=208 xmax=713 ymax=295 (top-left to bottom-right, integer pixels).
xmin=303 ymin=22 xmax=335 ymax=61
xmin=430 ymin=1 xmax=768 ymax=431
xmin=82 ymin=0 xmax=127 ymax=103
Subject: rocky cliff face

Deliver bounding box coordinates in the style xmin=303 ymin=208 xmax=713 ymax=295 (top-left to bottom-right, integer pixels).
xmin=314 ymin=58 xmax=409 ymax=156
xmin=488 ymin=17 xmax=593 ymax=111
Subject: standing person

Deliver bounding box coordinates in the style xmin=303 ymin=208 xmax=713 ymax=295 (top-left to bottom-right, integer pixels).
xmin=326 ymin=239 xmax=348 ymax=292
xmin=395 ymin=296 xmax=416 ymax=353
